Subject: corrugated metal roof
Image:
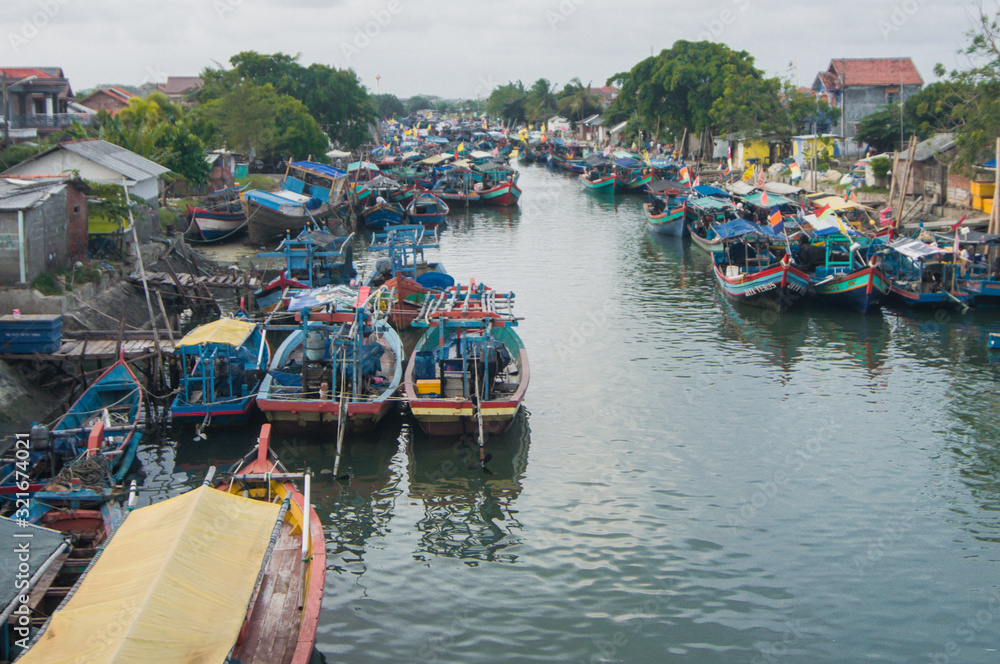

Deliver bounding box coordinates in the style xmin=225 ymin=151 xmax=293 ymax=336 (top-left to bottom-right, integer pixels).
xmin=0 ymin=179 xmax=64 ymax=211
xmin=59 ymin=139 xmax=170 ymax=180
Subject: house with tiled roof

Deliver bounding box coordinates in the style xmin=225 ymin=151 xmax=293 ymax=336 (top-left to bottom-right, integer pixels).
xmin=138 ymin=76 xmax=203 ymax=104
xmin=587 ymin=85 xmax=618 ymax=109
xmin=0 ymin=67 xmax=92 ymax=144
xmin=78 ymin=87 xmax=135 ymax=116
xmin=812 ymin=57 xmax=923 ymax=147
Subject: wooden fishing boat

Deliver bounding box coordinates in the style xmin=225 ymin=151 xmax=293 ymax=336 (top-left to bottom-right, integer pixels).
xmin=938 ymin=229 xmax=1000 ymax=307
xmin=217 ymin=424 xmax=326 ymax=664
xmin=367 ymin=225 xmax=454 ymax=329
xmin=360 ymin=199 xmax=407 ymax=229
xmin=404 ymin=284 xmax=528 ymax=441
xmin=430 ymin=171 xmax=481 ymax=206
xmin=474 ymin=163 xmax=522 ymax=207
xmin=795 ymin=234 xmax=890 ymax=314
xmin=2 ymin=356 xmax=144 ymax=523
xmin=881 ymin=236 xmax=970 ymax=310
xmin=711 ymin=219 xmax=810 ymax=310
xmin=253 ymin=226 xmax=356 ymax=314
xmin=1 ymin=495 xmax=129 ymax=661
xmin=686 ymin=194 xmax=739 ymax=252
xmin=15 ymin=455 xmax=323 ymax=664
xmin=643 ymin=200 xmax=687 ymax=236
xmin=406 ymin=191 xmax=450 ymax=226
xmin=614 ymin=158 xmax=654 ymax=192
xmin=257 ymin=303 xmax=404 ymax=433
xmin=185 ymin=205 xmax=248 ymax=243
xmin=580 ymin=167 xmax=617 ymax=191
xmin=245 ymin=161 xmax=346 ymax=246
xmin=170 ymin=316 xmax=271 ymax=427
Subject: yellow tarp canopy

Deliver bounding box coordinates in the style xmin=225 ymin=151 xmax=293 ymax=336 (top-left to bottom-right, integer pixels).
xmin=18 ymin=485 xmax=281 ymax=664
xmin=419 ymin=154 xmax=451 ymax=166
xmin=176 ymin=318 xmax=255 ymax=348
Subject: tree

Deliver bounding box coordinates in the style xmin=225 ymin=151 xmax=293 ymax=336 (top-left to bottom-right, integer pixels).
xmin=374 ymin=93 xmax=405 ymax=118
xmin=201 ymin=52 xmax=376 ymax=150
xmin=524 ymin=78 xmax=557 ymax=124
xmin=82 ymin=92 xmax=210 ymax=185
xmin=406 ymin=95 xmax=436 ymax=115
xmin=935 ymin=7 xmax=1000 ymax=167
xmin=485 ymin=82 xmax=526 ymax=125
xmin=605 ymin=41 xmax=761 ymax=139
xmin=854 ymin=103 xmax=916 ymax=153
xmin=556 ymin=78 xmax=603 ymax=123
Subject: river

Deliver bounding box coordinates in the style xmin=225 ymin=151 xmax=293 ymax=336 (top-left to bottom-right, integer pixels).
xmin=142 ymin=164 xmax=1000 ymax=663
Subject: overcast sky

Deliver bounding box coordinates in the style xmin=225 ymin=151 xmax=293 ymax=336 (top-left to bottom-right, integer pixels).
xmin=3 ymin=0 xmax=987 ymax=100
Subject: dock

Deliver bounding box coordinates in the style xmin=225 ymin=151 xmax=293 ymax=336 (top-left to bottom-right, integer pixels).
xmin=129 ymin=272 xmax=260 ymax=290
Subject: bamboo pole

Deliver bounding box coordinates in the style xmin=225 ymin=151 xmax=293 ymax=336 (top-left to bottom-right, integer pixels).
xmin=991 ymin=138 xmax=1000 ymax=235
xmin=887 ymin=149 xmax=900 ymax=213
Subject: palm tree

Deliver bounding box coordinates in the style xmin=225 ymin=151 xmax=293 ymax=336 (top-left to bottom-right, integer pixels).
xmin=556 ymin=78 xmax=603 ymax=123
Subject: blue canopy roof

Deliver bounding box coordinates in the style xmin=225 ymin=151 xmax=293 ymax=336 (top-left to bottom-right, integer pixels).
xmin=693 ymin=184 xmax=728 ymax=197
xmin=712 ymin=218 xmax=781 ymax=241
xmin=425 ymin=136 xmax=449 ymax=144
xmin=615 ymin=157 xmax=640 ymax=167
xmin=289 ymin=161 xmax=345 ymax=179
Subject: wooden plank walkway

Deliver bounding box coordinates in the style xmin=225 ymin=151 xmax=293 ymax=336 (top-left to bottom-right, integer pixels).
xmin=129 ymin=272 xmax=260 ymax=289
xmin=0 ymin=337 xmax=175 ymax=361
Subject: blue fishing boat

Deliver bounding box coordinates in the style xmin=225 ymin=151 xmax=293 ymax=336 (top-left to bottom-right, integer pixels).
xmin=406 ymin=191 xmax=450 ymax=226
xmin=170 ymin=317 xmax=271 ymax=427
xmin=711 ymin=219 xmax=810 ymax=310
xmin=939 ymin=229 xmax=1000 ymax=307
xmin=253 ymin=225 xmax=356 ymax=313
xmin=360 ymin=198 xmax=407 ymax=229
xmin=2 ymin=356 xmax=144 ymax=523
xmin=244 ymin=161 xmax=346 ymax=246
xmin=257 ymin=302 xmax=404 ymax=433
xmin=880 ymin=236 xmax=970 ymax=310
xmin=367 ymin=225 xmax=453 ymax=328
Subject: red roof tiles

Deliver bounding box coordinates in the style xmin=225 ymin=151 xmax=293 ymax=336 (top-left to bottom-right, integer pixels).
xmin=829 ymin=58 xmax=923 ymax=87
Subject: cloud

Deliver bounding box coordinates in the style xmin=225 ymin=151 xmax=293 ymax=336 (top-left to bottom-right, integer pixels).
xmin=1 ymin=0 xmax=981 ymax=99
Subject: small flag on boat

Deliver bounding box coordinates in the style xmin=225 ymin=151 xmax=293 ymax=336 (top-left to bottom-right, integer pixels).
xmin=844 ymin=184 xmax=851 ymax=202
xmin=679 ymin=166 xmax=691 ymax=184
xmin=950 ymin=214 xmax=968 ymax=232
xmin=769 ymin=206 xmax=784 ymax=233
xmin=457 ymin=141 xmax=465 ymax=153
xmin=757 ymin=168 xmax=766 ymax=188
xmin=693 ymin=175 xmax=701 ymax=187
xmin=813 ymin=203 xmax=832 ymax=219
xmin=760 ymin=188 xmax=769 ymax=206
xmin=789 ymin=161 xmax=801 ymax=182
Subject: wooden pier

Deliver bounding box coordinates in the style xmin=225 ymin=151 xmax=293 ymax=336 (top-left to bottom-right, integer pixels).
xmin=129 ymin=272 xmax=260 ymax=290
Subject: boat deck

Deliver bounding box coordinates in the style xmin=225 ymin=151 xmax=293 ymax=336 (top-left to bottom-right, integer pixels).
xmin=232 ymin=521 xmax=305 ymax=664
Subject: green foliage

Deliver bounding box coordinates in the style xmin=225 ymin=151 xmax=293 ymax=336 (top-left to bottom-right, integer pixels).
xmin=0 ymin=141 xmax=50 ymax=171
xmin=524 ymin=79 xmax=557 ymax=124
xmin=85 ymin=181 xmax=146 ymax=228
xmin=854 ymin=104 xmax=915 ymax=153
xmin=374 ymin=94 xmax=405 ymax=118
xmin=605 ymin=40 xmax=761 ymax=138
xmin=236 ymin=173 xmax=278 ymax=191
xmin=556 ymin=78 xmax=603 ymax=123
xmin=870 ymin=155 xmax=892 ymax=180
xmin=30 ymin=272 xmax=62 ymax=296
xmin=78 ymin=93 xmax=210 ymax=185
xmin=199 ymin=52 xmax=376 ymax=150
xmin=405 ymin=95 xmax=436 ymax=114
xmin=485 ymin=82 xmax=526 ymax=125
xmin=158 ymin=206 xmax=178 ymax=230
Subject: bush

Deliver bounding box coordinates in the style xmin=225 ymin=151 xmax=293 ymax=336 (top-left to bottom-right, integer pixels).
xmin=870 ymin=156 xmax=892 ymax=181
xmin=159 ymin=207 xmax=178 ymax=231
xmin=31 ymin=272 xmax=62 ymax=296
xmin=237 ymin=173 xmax=279 ymax=192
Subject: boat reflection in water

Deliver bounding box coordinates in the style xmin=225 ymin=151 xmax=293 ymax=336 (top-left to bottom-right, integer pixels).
xmin=406 ymin=409 xmax=531 ymax=564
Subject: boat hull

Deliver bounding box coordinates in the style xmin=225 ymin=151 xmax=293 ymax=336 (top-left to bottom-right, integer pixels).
xmin=811 ymin=267 xmax=891 ymax=314
xmin=713 ymin=262 xmax=810 ymax=310
xmin=479 ymin=182 xmax=522 ymax=206
xmin=244 ymin=199 xmax=332 ymax=246
xmin=643 ymin=203 xmax=686 ymax=236
xmin=579 ymin=174 xmax=617 ymax=191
